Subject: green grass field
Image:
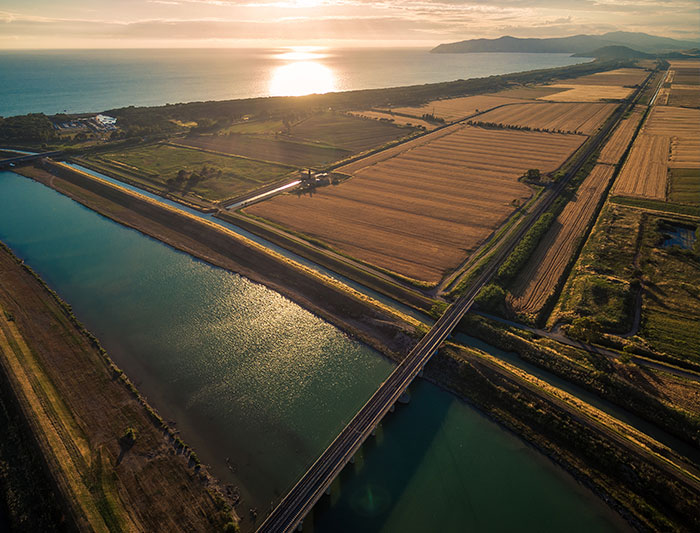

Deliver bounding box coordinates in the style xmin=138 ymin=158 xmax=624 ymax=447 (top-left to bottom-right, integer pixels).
xmin=552 ymin=205 xmax=641 ymax=332
xmin=286 ymin=112 xmax=415 ymax=152
xmin=553 ymin=203 xmax=700 ymax=362
xmin=668 ymin=168 xmax=700 ymax=205
xmin=88 ymin=143 xmax=293 ymax=202
xmin=639 ymin=219 xmax=700 ymax=362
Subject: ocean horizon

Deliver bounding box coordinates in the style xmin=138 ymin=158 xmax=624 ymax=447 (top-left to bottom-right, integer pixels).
xmin=0 ymin=48 xmax=589 ymax=117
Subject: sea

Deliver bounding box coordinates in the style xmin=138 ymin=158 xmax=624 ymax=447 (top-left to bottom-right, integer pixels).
xmin=0 ymin=48 xmax=589 ymax=117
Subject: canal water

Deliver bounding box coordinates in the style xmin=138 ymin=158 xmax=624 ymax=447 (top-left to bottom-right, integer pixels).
xmin=0 ymin=171 xmax=627 ymax=531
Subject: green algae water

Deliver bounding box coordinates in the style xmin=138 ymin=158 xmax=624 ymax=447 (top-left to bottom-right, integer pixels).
xmin=0 ymin=171 xmax=627 ymax=531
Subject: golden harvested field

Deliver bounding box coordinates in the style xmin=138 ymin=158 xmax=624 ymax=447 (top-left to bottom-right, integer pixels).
xmin=380 ymin=95 xmax=528 ymax=123
xmin=509 ymin=164 xmax=615 ymax=315
xmin=475 ymin=102 xmax=617 ymax=135
xmin=669 ymin=138 xmax=700 ymax=169
xmin=612 ymin=134 xmax=669 ymax=199
xmin=644 ymin=106 xmax=700 ymax=136
xmin=348 ymin=110 xmax=438 ymax=130
xmin=644 ymin=106 xmax=700 ymax=168
xmin=668 ymin=88 xmax=700 ymax=108
xmin=598 ymin=106 xmax=645 ymax=165
xmin=539 ymin=84 xmax=634 ymax=102
xmin=559 ymin=68 xmax=649 ymax=87
xmin=247 ymin=126 xmax=584 ymax=284
xmin=490 ymin=86 xmax=568 ymax=100
xmin=668 ymin=61 xmax=700 ymax=85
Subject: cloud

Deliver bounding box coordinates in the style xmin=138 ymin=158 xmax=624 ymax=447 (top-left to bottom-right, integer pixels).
xmin=0 ymin=0 xmax=698 ymax=48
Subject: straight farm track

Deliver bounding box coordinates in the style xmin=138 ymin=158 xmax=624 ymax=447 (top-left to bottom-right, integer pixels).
xmin=509 ymin=164 xmax=615 ymax=315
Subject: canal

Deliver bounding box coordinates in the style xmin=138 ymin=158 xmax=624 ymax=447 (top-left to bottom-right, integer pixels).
xmin=0 ymin=170 xmax=627 ymax=531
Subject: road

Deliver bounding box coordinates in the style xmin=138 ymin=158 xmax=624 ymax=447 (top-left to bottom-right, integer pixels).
xmin=473 ymin=311 xmax=700 ymax=384
xmin=0 ymin=151 xmax=63 ymax=169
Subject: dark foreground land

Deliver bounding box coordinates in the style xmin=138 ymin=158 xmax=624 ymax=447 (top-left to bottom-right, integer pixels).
xmin=0 ymin=243 xmax=239 ymax=532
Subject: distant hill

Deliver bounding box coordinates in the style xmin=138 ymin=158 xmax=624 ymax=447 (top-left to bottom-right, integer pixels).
xmin=431 ymin=32 xmax=700 ymax=55
xmin=572 ymin=45 xmax=653 ymax=60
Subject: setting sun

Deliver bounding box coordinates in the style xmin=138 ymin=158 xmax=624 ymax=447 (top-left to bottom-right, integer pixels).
xmin=269 ymin=61 xmax=336 ymax=96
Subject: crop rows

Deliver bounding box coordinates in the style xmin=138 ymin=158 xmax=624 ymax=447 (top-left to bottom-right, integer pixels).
xmin=559 ymin=68 xmax=649 ymax=87
xmin=248 ymin=126 xmax=583 ymax=284
xmin=475 ymin=102 xmax=617 ymax=135
xmin=612 ymin=134 xmax=669 ymax=200
xmin=598 ymin=106 xmax=645 ymax=165
xmin=509 ymin=164 xmax=615 ymax=315
xmin=381 ymin=95 xmax=527 ymax=123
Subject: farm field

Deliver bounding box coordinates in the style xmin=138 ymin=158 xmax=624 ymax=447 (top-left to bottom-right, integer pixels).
xmin=669 ymin=169 xmax=700 ymax=205
xmin=286 ymin=112 xmax=415 ymax=152
xmin=668 ymin=88 xmax=700 ymax=108
xmin=86 ymin=143 xmax=293 ymax=202
xmin=598 ymin=106 xmax=645 ymax=165
xmin=550 ymin=205 xmax=642 ymax=332
xmin=556 ymin=68 xmax=649 ymax=87
xmin=348 ymin=110 xmax=438 ymax=130
xmin=668 ymin=60 xmax=700 ymax=85
xmin=538 ymin=84 xmax=634 ymax=102
xmin=378 ymin=95 xmax=529 ymax=123
xmin=474 ymin=102 xmax=617 ymax=135
xmin=247 ymin=125 xmax=584 ymax=284
xmin=509 ymin=164 xmax=615 ymax=316
xmin=612 ymin=134 xmax=669 ymax=199
xmin=490 ymin=86 xmax=568 ymax=100
xmin=176 ymin=134 xmax=349 ymax=167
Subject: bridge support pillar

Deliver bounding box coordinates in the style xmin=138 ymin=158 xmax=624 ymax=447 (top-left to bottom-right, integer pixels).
xmin=390 ymin=404 xmax=395 ymax=413
xmin=297 ymin=520 xmax=303 ymax=531
xmin=350 ymin=455 xmax=355 ymax=464
xmin=325 ymin=486 xmax=332 ymax=496
xmin=418 ymin=367 xmax=424 ymax=378
xmin=371 ymin=426 xmax=377 ymax=437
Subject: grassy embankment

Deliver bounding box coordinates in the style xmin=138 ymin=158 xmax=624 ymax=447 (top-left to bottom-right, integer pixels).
xmin=0 ymin=243 xmax=238 ymax=532
xmin=217 ymin=210 xmax=436 ymax=314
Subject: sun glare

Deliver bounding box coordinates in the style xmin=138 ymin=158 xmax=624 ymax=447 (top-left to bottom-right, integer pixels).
xmin=269 ymin=61 xmax=336 ymax=97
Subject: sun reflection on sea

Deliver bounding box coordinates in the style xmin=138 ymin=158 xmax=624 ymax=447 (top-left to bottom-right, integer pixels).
xmin=269 ymin=47 xmax=336 ymax=96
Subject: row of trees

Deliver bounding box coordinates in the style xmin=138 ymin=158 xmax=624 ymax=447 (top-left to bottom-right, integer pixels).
xmin=467 ymin=120 xmax=583 ymax=135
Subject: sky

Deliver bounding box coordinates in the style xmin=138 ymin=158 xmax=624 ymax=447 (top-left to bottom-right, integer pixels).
xmin=1 ymin=0 xmax=699 ymax=49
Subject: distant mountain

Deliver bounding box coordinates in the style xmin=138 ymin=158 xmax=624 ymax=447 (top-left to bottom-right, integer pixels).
xmin=431 ymin=32 xmax=700 ymax=55
xmin=572 ymin=45 xmax=653 ymax=60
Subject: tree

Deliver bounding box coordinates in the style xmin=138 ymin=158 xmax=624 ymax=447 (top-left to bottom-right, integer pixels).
xmin=524 ymin=168 xmax=541 ymax=181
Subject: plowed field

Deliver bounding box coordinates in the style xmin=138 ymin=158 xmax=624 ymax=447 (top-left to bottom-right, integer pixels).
xmin=598 ymin=106 xmax=645 ymax=165
xmin=509 ymin=164 xmax=615 ymax=315
xmin=381 ymin=95 xmax=527 ymax=123
xmin=247 ymin=125 xmax=584 ymax=284
xmin=612 ymin=134 xmax=669 ymax=199
xmin=475 ymin=102 xmax=616 ymax=135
